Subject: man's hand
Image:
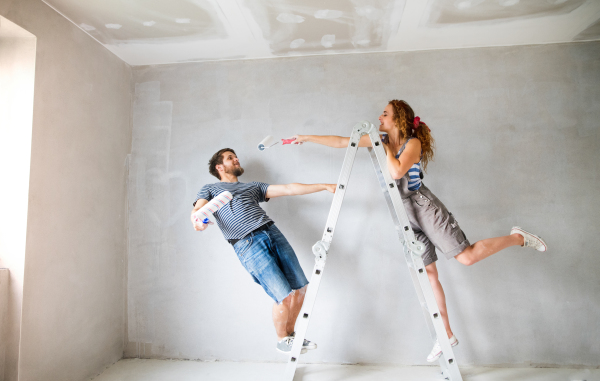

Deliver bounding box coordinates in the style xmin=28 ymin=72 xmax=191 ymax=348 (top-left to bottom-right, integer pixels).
xmin=193 ymin=219 xmax=213 ymax=231
xmin=191 ymin=199 xmax=212 ymax=231
xmin=324 ymin=184 xmax=337 ymax=194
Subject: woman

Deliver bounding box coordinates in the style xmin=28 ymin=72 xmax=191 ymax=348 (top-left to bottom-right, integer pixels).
xmin=290 ymin=100 xmax=547 ymax=362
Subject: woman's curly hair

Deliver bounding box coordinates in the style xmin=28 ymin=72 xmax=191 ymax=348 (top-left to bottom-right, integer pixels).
xmin=388 ymin=100 xmax=435 ymax=172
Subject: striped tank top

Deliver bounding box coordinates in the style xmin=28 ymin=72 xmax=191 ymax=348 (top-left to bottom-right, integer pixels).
xmin=396 ymin=137 xmax=422 ymax=191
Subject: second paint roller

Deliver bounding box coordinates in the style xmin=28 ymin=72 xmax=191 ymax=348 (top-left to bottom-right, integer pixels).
xmin=258 ymin=135 xmax=296 ymax=150
xmin=193 ymin=191 xmax=233 ymax=225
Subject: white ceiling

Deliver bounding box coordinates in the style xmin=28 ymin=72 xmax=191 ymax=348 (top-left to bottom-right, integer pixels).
xmin=42 ymin=0 xmax=600 ymax=66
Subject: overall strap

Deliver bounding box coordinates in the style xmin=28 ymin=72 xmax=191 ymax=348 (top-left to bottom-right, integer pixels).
xmin=396 ymin=137 xmax=414 ymax=158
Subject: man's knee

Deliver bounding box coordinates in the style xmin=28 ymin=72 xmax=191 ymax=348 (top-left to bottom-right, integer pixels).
xmin=296 ymin=285 xmax=307 ymax=296
xmin=279 ymin=292 xmax=294 ymax=306
xmin=286 ymin=287 xmax=305 ymax=304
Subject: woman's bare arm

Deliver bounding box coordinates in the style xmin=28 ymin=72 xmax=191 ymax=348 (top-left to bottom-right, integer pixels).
xmin=266 ymin=183 xmax=336 ymax=198
xmin=386 ymin=139 xmax=422 ymax=180
xmin=291 ymin=134 xmax=375 ymax=148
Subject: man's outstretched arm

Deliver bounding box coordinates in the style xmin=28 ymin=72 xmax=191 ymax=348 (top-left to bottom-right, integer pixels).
xmin=266 ymin=183 xmax=336 ymax=198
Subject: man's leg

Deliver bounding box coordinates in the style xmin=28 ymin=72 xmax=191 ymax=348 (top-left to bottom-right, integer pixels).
xmin=272 ymin=294 xmax=293 ymax=340
xmin=286 ymin=285 xmax=307 ymax=334
xmin=272 ymin=286 xmax=307 ymax=340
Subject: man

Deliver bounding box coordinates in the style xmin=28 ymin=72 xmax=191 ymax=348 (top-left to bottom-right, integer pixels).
xmin=191 ymin=148 xmax=336 ymax=354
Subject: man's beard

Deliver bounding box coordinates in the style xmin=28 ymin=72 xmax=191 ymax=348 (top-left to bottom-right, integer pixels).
xmin=225 ymin=165 xmax=244 ymax=177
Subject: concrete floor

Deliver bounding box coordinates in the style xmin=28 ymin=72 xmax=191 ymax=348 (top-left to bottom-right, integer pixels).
xmin=93 ymin=359 xmax=600 ymax=381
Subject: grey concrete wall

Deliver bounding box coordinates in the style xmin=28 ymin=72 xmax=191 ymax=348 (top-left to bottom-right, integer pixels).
xmin=0 ymin=1 xmax=132 ymax=380
xmin=128 ymin=42 xmax=600 ymax=367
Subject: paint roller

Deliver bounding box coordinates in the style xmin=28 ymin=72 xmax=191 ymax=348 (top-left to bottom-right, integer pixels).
xmin=193 ymin=191 xmax=233 ymax=226
xmin=257 ymin=135 xmax=296 ymax=150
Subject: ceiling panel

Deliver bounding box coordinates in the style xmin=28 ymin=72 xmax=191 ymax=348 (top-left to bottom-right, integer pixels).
xmin=245 ymin=0 xmax=404 ymax=55
xmin=427 ymin=0 xmax=586 ymax=25
xmin=45 ymin=0 xmax=226 ymax=44
xmin=40 ymin=0 xmax=600 ymax=65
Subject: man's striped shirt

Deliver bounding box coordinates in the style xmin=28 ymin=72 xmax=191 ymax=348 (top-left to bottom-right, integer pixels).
xmin=194 ymin=181 xmax=272 ymax=240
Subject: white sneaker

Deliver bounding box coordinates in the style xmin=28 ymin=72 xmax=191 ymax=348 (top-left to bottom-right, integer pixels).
xmin=427 ymin=335 xmax=458 ymax=362
xmin=510 ymin=226 xmax=547 ymax=252
xmin=276 ymin=336 xmax=307 ymax=354
xmin=291 ymin=332 xmax=317 ymax=350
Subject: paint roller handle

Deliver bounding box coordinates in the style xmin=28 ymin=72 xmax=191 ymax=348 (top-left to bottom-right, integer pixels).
xmin=194 ymin=217 xmax=211 ymax=225
xmin=287 ymin=135 xmax=309 ymax=145
xmin=281 ymin=138 xmax=296 ymax=145
xmin=193 ymin=216 xmax=214 ymax=231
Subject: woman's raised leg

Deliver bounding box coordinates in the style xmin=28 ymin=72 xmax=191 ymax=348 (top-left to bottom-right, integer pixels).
xmin=455 ymin=233 xmax=523 ymax=266
xmin=455 ymin=226 xmax=547 ymax=266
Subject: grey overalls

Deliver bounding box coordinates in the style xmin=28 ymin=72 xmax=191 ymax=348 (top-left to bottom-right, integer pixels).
xmin=395 ymin=138 xmax=470 ymax=266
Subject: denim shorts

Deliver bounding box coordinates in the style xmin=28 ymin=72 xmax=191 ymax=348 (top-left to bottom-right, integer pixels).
xmin=232 ymin=224 xmax=308 ymax=304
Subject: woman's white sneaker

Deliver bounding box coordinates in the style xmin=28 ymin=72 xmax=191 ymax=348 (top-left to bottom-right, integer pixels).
xmin=510 ymin=226 xmax=547 ymax=252
xmin=427 ymin=335 xmax=459 ymax=362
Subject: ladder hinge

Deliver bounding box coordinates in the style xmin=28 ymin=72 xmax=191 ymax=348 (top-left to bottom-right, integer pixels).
xmin=312 ymin=241 xmax=330 ymax=263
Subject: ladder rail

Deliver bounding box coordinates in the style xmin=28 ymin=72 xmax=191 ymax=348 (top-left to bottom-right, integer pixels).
xmin=365 ymin=128 xmax=462 ymax=381
xmin=283 ymin=121 xmax=370 ymax=380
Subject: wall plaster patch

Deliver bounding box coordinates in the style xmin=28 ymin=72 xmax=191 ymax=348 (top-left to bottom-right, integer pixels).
xmin=127 ymin=81 xmax=174 ymax=353
xmin=314 ymin=9 xmax=344 ymax=19
xmin=321 ymin=34 xmax=336 ymax=47
xmin=276 ymin=13 xmax=305 ymax=23
xmin=290 ymin=38 xmax=305 ymax=48
xmin=80 ymin=23 xmax=96 ymax=30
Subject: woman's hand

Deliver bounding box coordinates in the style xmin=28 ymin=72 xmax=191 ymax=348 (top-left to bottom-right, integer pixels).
xmin=289 ymin=135 xmax=308 ymax=145
xmin=324 ymin=184 xmax=337 ymax=194
xmin=381 ymin=141 xmax=390 ymax=155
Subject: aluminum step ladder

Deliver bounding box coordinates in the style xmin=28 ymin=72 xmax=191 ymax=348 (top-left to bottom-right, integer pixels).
xmin=283 ymin=121 xmax=463 ymax=381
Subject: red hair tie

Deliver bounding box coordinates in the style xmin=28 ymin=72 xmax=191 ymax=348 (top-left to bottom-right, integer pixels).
xmin=413 ymin=116 xmax=431 ymax=132
xmin=413 ymin=117 xmax=421 ymax=130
